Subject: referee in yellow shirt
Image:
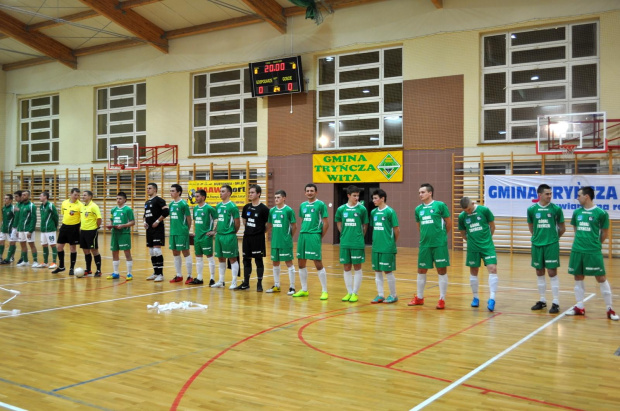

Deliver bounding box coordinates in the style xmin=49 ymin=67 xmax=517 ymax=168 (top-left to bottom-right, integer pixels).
xmin=80 ymin=190 xmax=103 ymax=277
xmin=53 ymin=188 xmax=83 ymax=275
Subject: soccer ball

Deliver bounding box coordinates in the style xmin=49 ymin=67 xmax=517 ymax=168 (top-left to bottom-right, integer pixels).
xmin=74 ymin=267 xmax=85 ymax=278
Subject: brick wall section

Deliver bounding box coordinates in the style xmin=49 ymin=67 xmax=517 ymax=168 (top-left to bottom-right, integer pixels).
xmin=267 ymin=91 xmax=316 ymax=157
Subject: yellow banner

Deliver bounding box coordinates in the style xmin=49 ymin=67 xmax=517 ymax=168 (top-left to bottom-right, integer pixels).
xmin=313 ymin=151 xmax=403 ymax=183
xmin=187 ymin=180 xmax=247 ymax=207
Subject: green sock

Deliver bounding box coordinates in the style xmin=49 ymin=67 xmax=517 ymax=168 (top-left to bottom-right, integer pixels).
xmin=52 ymin=247 xmax=58 ymax=263
xmin=32 ymin=251 xmax=38 ymax=262
xmin=22 ymin=251 xmax=28 ymax=262
xmin=43 ymin=248 xmax=49 ymax=264
xmin=0 ymin=245 xmax=4 ymax=259
xmin=7 ymin=245 xmax=16 ymax=260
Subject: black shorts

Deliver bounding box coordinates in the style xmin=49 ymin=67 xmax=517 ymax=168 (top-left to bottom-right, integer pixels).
xmin=80 ymin=229 xmax=99 ymax=249
xmin=242 ymin=234 xmax=266 ymax=259
xmin=58 ymin=223 xmax=80 ymax=245
xmin=146 ymin=226 xmax=165 ymax=248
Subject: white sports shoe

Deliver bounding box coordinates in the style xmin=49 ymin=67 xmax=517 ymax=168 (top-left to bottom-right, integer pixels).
xmin=38 ymin=263 xmax=48 ymax=268
xmin=229 ymin=283 xmax=238 ymax=289
xmin=32 ymin=262 xmax=41 ymax=268
xmin=212 ymin=282 xmax=225 ymax=288
xmin=153 ymin=274 xmax=164 ymax=282
xmin=146 ymin=274 xmax=157 ymax=280
xmin=17 ymin=261 xmax=28 ymax=267
xmin=48 ymin=263 xmax=57 ymax=269
xmin=287 ymin=287 xmax=296 ymax=295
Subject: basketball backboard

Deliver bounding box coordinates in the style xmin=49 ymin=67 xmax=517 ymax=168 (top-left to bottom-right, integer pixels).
xmin=108 ymin=143 xmax=140 ymax=170
xmin=537 ymin=111 xmax=608 ymax=154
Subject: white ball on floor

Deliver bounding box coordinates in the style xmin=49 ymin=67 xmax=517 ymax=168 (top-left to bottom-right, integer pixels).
xmin=74 ymin=267 xmax=85 ymax=278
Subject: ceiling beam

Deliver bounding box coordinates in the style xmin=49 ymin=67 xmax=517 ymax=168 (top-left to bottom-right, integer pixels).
xmin=283 ymin=0 xmax=386 ymax=17
xmin=2 ymin=57 xmax=53 ymax=71
xmin=431 ymin=0 xmax=443 ymax=9
xmin=240 ymin=0 xmax=286 ymax=34
xmin=76 ymin=0 xmax=168 ymax=53
xmin=74 ymin=39 xmax=144 ymax=56
xmin=0 ymin=10 xmax=77 ymax=69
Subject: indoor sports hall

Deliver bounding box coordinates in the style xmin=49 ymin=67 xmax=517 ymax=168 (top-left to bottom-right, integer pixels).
xmin=1 ymin=0 xmax=620 ymax=410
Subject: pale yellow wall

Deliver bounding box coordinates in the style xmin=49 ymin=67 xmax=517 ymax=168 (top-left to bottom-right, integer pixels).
xmin=0 ymin=71 xmax=5 ymax=172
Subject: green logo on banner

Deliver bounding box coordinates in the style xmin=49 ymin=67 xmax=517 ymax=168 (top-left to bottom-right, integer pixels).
xmin=377 ymin=154 xmax=401 ymax=180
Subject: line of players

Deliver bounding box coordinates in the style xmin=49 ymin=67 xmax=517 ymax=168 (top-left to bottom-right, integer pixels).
xmin=0 ymin=182 xmax=617 ymax=320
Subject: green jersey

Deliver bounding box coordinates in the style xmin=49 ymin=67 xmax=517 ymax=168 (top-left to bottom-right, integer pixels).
xmin=1 ymin=205 xmax=15 ymax=233
xmin=10 ymin=204 xmax=19 ymax=230
xmin=269 ymin=205 xmax=296 ymax=249
xmin=193 ymin=203 xmax=217 ymax=240
xmin=110 ymin=205 xmax=135 ymax=234
xmin=17 ymin=201 xmax=37 ymax=232
xmin=527 ymin=202 xmax=565 ymax=246
xmin=371 ymin=205 xmax=399 ymax=254
xmin=216 ymin=201 xmax=240 ymax=235
xmin=299 ymin=200 xmax=328 ymax=234
xmin=40 ymin=202 xmax=59 ymax=232
xmin=458 ymin=205 xmax=495 ymax=252
xmin=415 ymin=200 xmax=450 ymax=248
xmin=570 ymin=206 xmax=609 ymax=252
xmin=169 ymin=200 xmax=191 ymax=236
xmin=335 ymin=203 xmax=368 ymax=249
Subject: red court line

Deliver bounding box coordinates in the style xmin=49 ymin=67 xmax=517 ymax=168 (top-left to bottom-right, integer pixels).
xmin=297 ymin=310 xmax=583 ymax=411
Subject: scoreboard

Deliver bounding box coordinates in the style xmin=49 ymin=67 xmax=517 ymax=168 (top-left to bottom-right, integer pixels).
xmin=249 ymin=56 xmax=304 ymax=97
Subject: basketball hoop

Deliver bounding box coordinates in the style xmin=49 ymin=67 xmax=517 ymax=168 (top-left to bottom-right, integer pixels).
xmin=558 ymin=144 xmax=577 ymax=159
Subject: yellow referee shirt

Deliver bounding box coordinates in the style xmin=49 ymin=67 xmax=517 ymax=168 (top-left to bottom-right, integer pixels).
xmin=81 ymin=201 xmax=102 ymax=230
xmin=61 ymin=199 xmax=84 ymax=225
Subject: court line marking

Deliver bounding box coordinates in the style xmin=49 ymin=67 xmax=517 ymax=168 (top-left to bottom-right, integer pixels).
xmin=410 ymin=293 xmax=596 ymax=411
xmin=0 ymin=401 xmax=27 ymax=411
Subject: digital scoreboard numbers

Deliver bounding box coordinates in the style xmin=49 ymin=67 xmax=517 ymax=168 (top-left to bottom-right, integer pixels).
xmin=249 ymin=56 xmax=304 ymax=97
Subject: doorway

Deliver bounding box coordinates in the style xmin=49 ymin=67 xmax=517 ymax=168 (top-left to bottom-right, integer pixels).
xmin=333 ymin=183 xmax=379 ymax=245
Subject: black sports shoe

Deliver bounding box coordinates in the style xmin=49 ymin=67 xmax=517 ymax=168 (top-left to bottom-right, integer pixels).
xmin=256 ymin=281 xmax=263 ymax=292
xmin=16 ymin=259 xmax=23 ymax=265
xmin=235 ymin=283 xmax=250 ymax=290
xmin=52 ymin=266 xmax=66 ymax=274
xmin=94 ymin=270 xmax=102 ymax=278
xmin=549 ymin=303 xmax=560 ymax=314
xmin=531 ymin=301 xmax=547 ymax=310
xmin=0 ymin=260 xmax=6 ymax=265
xmin=209 ymin=278 xmax=215 ymax=286
xmin=68 ymin=268 xmax=74 ymax=276
xmin=190 ymin=278 xmax=204 ymax=285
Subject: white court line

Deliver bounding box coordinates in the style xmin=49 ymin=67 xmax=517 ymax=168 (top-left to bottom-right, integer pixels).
xmin=0 ymin=401 xmax=27 ymax=411
xmin=410 ymin=293 xmax=597 ymax=410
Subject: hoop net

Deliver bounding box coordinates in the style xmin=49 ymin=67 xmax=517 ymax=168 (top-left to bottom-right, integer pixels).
xmin=558 ymin=144 xmax=577 ymax=159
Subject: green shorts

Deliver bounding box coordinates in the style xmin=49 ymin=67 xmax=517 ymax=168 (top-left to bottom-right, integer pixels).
xmin=110 ymin=231 xmax=131 ymax=251
xmin=297 ymin=233 xmax=322 ymax=260
xmin=215 ymin=233 xmax=239 ymax=258
xmin=568 ymin=250 xmax=606 ymax=276
xmin=466 ymin=248 xmax=497 ymax=268
xmin=194 ymin=236 xmax=214 ymax=256
xmin=271 ymin=247 xmax=294 ymax=262
xmin=418 ymin=246 xmax=450 ymax=269
xmin=339 ymin=247 xmax=366 ymax=265
xmin=531 ymin=243 xmax=560 ymax=269
xmin=169 ymin=235 xmax=190 ymax=251
xmin=372 ymin=251 xmax=396 ymax=272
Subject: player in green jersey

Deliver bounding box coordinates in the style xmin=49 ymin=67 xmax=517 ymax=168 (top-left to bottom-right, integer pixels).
xmin=566 ymin=186 xmax=618 ymax=320
xmin=0 ymin=194 xmax=17 ymax=264
xmin=527 ymin=184 xmax=566 ymax=314
xmin=213 ymin=185 xmax=241 ymax=289
xmin=16 ymin=190 xmax=39 ymax=268
xmin=458 ymin=197 xmax=498 ymax=312
xmin=168 ymin=184 xmax=193 ymax=284
xmin=106 ymin=192 xmax=135 ymax=280
xmin=335 ymin=185 xmax=368 ymax=303
xmin=265 ymin=190 xmax=297 ymax=294
xmin=189 ymin=189 xmax=218 ymax=286
xmin=293 ymin=184 xmax=329 ymax=300
xmin=369 ymin=189 xmax=400 ymax=304
xmin=39 ymin=191 xmax=59 ymax=269
xmin=409 ymin=183 xmax=451 ymax=309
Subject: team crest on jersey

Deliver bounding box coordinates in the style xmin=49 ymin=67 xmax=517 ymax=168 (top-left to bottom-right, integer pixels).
xmin=477 ymin=216 xmax=481 ymax=220
xmin=344 ymin=212 xmax=348 ymax=217
xmin=430 ymin=209 xmax=434 ymax=213
xmin=577 ymin=215 xmax=583 ymax=221
xmin=420 ymin=211 xmax=425 ymax=216
xmin=374 ymin=216 xmax=377 ymax=221
xmin=255 ymin=213 xmax=258 ymax=217
xmin=589 ymin=217 xmax=593 ymax=221
xmin=247 ymin=211 xmax=251 ymax=216
xmin=536 ymin=213 xmax=541 ymax=218
xmin=303 ymin=208 xmax=307 ymax=213
xmin=354 ymin=213 xmax=358 ymax=217
xmin=382 ymin=217 xmax=385 ymax=220
xmin=547 ymin=213 xmax=551 ymax=217
xmin=466 ymin=218 xmax=471 ymax=224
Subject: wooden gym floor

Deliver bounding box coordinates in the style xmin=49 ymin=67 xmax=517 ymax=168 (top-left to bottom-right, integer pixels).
xmin=0 ymin=232 xmax=618 ymax=410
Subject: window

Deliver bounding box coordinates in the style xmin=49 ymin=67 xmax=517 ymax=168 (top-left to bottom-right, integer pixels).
xmin=316 ymin=47 xmax=403 ymax=150
xmin=482 ymin=22 xmax=598 ymax=143
xmin=19 ymin=95 xmax=59 ymax=164
xmin=96 ymin=83 xmax=146 ymax=160
xmin=192 ymin=69 xmax=257 ymax=156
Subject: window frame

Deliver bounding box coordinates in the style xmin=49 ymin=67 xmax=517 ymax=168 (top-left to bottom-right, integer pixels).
xmin=19 ymin=95 xmax=60 ymax=164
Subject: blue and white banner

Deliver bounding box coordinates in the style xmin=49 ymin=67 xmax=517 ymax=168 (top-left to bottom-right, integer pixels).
xmin=484 ymin=175 xmax=620 ymax=219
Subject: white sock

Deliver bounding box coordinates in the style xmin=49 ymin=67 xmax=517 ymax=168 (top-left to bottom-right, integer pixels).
xmin=273 ymin=266 xmax=281 ymax=287
xmin=174 ymin=255 xmax=182 ymax=277
xmin=417 ymin=273 xmax=427 ymax=298
xmin=288 ymin=266 xmax=296 ymax=289
xmin=196 ymin=257 xmax=204 ymax=280
xmin=470 ymin=275 xmax=479 ymax=299
xmin=219 ymin=262 xmax=226 ymax=283
xmin=343 ymin=270 xmax=353 ymax=294
xmin=185 ymin=256 xmax=193 ymax=277
xmin=600 ymin=280 xmax=613 ymax=309
xmin=489 ymin=273 xmax=498 ymax=300
xmin=231 ymin=261 xmax=239 ymax=285
xmin=353 ymin=270 xmax=363 ymax=294
xmin=375 ymin=272 xmax=384 ymax=296
xmin=299 ymin=268 xmax=308 ymax=291
xmin=126 ymin=260 xmax=133 ymax=274
xmin=550 ymin=275 xmax=560 ymax=305
xmin=318 ymin=268 xmax=328 ymax=293
xmin=438 ymin=274 xmax=448 ymax=300
xmin=113 ymin=260 xmax=120 ymax=273
xmin=386 ymin=272 xmax=396 ymax=297
xmin=208 ymin=256 xmax=216 ymax=280
xmin=575 ymin=280 xmax=585 ymax=309
xmin=537 ymin=276 xmax=547 ymax=302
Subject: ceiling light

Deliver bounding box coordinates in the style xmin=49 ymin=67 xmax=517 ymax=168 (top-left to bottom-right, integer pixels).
xmin=531 ymin=75 xmax=539 ymax=81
